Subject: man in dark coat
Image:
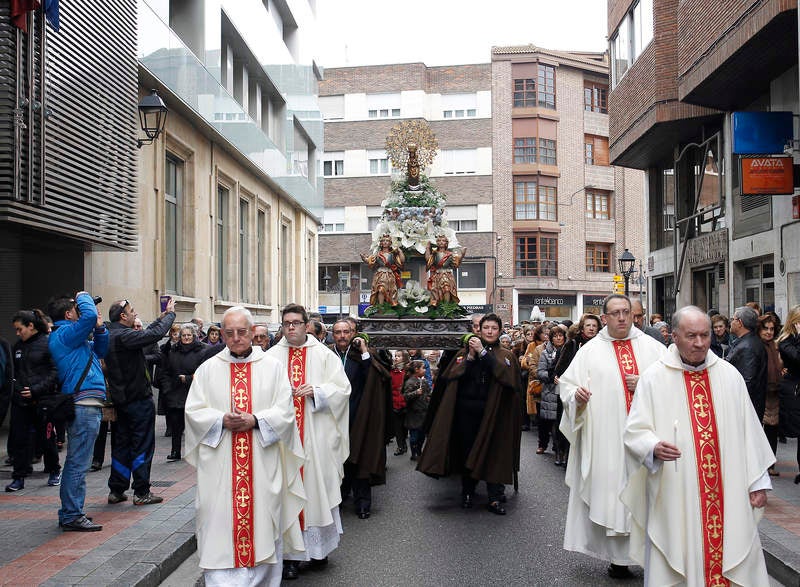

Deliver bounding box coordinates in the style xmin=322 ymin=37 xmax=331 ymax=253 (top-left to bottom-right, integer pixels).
xmin=418 ymin=313 xmax=522 ymax=515
xmin=727 ymin=305 xmax=768 ymax=421
xmin=104 ymin=298 xmax=176 ymax=506
xmin=329 ymin=319 xmax=391 ymax=519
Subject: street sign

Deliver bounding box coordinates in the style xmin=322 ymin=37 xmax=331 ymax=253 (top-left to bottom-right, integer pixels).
xmin=613 ymin=282 xmax=625 ymax=294
xmin=318 ymin=305 xmax=327 ymax=314
xmin=613 ymin=274 xmax=623 ymax=282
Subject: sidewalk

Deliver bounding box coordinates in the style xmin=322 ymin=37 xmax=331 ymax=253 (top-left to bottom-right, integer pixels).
xmin=0 ymin=416 xmax=197 ymax=587
xmin=1 ymin=420 xmax=800 ymax=585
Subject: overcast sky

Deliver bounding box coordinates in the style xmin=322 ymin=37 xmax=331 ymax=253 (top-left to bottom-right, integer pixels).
xmin=315 ymin=0 xmax=609 ymax=68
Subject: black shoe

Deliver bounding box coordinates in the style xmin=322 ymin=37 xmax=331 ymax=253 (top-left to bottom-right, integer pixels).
xmin=393 ymin=447 xmax=407 ymax=456
xmin=165 ymin=427 xmax=172 ymax=437
xmin=167 ymin=452 xmax=181 ymax=462
xmin=487 ymin=500 xmax=506 ymax=515
xmin=282 ymin=561 xmax=299 ymax=580
xmin=62 ymin=515 xmax=102 ymax=532
xmin=357 ymin=508 xmax=370 ymax=519
xmin=607 ymin=564 xmax=633 ymax=579
xmin=461 ymin=493 xmax=473 ymax=509
xmin=108 ymin=491 xmax=128 ymax=504
xmin=300 ymin=557 xmax=328 ymax=572
xmin=409 ymin=454 xmax=418 ymax=461
xmin=5 ymin=478 xmax=24 ymax=492
xmin=794 ymin=473 xmax=800 ymax=485
xmin=90 ymin=461 xmax=102 ymax=472
xmin=59 ymin=516 xmax=92 ymax=527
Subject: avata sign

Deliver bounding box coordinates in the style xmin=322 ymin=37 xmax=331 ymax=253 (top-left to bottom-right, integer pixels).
xmin=741 ymin=156 xmax=794 ymax=195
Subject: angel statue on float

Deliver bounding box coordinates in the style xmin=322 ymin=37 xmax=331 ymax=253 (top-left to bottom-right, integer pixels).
xmin=361 ymin=232 xmax=405 ymax=307
xmin=425 ymin=228 xmax=466 ymax=307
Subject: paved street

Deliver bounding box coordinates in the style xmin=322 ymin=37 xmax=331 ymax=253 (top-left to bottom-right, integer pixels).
xmin=2 ymin=416 xmax=799 ymax=586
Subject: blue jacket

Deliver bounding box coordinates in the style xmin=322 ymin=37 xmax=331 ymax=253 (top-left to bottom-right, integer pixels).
xmin=48 ymin=293 xmax=108 ymax=401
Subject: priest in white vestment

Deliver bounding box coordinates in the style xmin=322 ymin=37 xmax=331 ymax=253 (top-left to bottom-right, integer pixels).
xmin=559 ymin=294 xmax=667 ymax=578
xmin=266 ymin=304 xmax=350 ymax=579
xmin=184 ymin=307 xmax=305 ymax=587
xmin=622 ymin=306 xmax=774 ymax=586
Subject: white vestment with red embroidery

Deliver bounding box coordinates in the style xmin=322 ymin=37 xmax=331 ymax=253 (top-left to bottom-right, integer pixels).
xmin=623 ymin=346 xmax=774 ymax=586
xmin=184 ymin=346 xmax=305 ymax=579
xmin=268 ymin=335 xmax=351 ymax=560
xmin=559 ymin=326 xmax=667 ymax=563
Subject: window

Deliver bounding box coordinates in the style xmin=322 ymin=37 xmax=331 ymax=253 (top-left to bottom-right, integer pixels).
xmin=369 ymin=158 xmax=389 ymax=175
xmin=217 ymin=185 xmax=229 ymax=299
xmin=323 ymin=156 xmax=344 ymax=177
xmin=368 ymin=108 xmax=400 ymax=118
xmin=584 ymin=82 xmax=608 ymax=113
xmin=586 ymin=243 xmax=611 ymax=272
xmin=441 ymin=149 xmax=478 ymax=174
xmin=451 ymin=219 xmax=478 ymax=231
xmin=538 ymin=138 xmax=557 ymax=165
xmin=257 ymin=210 xmax=266 ymax=304
xmin=239 ymin=199 xmax=249 ymax=301
xmin=514 ymin=181 xmax=557 ymax=221
xmin=610 ymin=0 xmax=654 ymax=87
xmin=366 ymin=93 xmax=401 ymax=118
xmin=584 ymin=135 xmax=609 ymax=166
xmin=165 ymin=155 xmax=183 ymax=294
xmin=457 ymin=262 xmax=486 ymax=289
xmin=514 ymin=138 xmax=537 ymax=164
xmin=513 ymin=78 xmax=536 ymax=107
xmin=516 ymin=233 xmax=558 ymax=277
xmin=322 ymin=207 xmax=345 ymax=232
xmin=319 ymin=95 xmax=344 ymax=120
xmin=537 ymin=64 xmax=555 ymax=109
xmin=442 ymin=93 xmax=478 ymax=119
xmin=586 ymin=190 xmax=611 ymax=219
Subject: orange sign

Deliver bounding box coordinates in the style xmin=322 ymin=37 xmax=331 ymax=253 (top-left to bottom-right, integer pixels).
xmin=741 ymin=156 xmax=794 ymax=195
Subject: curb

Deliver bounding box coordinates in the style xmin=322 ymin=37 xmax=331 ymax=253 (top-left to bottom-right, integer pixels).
xmin=762 ymin=534 xmax=800 ymax=587
xmin=120 ymin=526 xmax=196 ymax=587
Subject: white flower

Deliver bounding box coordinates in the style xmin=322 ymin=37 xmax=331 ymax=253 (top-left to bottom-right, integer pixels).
xmin=414 ymin=305 xmax=428 ymax=313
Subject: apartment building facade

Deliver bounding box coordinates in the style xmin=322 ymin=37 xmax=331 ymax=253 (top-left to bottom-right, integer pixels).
xmin=89 ymin=0 xmax=324 ymax=325
xmin=491 ymin=45 xmax=647 ymax=324
xmin=608 ymin=0 xmax=799 ymax=321
xmin=317 ymin=63 xmax=495 ymax=321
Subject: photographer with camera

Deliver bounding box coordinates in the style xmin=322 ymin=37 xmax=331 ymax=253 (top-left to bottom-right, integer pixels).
xmin=47 ymin=292 xmax=108 ymax=531
xmin=104 ymin=297 xmax=175 ymax=506
xmin=329 ymin=319 xmax=391 ymax=520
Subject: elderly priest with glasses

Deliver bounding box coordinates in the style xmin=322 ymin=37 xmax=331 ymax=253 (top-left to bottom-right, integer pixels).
xmin=185 ymin=306 xmax=305 ymax=587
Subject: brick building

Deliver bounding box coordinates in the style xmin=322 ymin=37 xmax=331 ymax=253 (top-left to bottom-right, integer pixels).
xmin=608 ymin=0 xmax=800 ymax=320
xmin=491 ymin=45 xmax=647 ymax=324
xmin=317 ymin=63 xmax=495 ymax=321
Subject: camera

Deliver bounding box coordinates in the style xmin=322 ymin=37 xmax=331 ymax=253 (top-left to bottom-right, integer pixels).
xmin=93 ymin=296 xmax=103 ymax=305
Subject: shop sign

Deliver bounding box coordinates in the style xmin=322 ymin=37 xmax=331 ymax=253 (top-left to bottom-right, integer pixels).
xmin=584 ymin=296 xmax=607 ymax=307
xmin=519 ymin=294 xmax=577 ymax=307
xmin=741 ymin=156 xmax=794 ymax=195
xmin=686 ymin=229 xmax=727 ymax=265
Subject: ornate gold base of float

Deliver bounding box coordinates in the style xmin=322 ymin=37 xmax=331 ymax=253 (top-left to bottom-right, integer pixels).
xmin=358 ymin=317 xmax=471 ymax=350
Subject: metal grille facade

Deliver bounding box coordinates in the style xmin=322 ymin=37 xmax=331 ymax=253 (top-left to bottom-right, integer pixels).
xmin=0 ymin=0 xmax=138 ymax=250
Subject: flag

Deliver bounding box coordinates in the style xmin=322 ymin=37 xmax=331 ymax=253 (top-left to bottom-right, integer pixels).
xmin=43 ymin=0 xmax=58 ymax=31
xmin=10 ymin=0 xmax=40 ymax=33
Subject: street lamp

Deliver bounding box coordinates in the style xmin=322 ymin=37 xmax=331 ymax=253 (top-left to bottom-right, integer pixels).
xmin=617 ymin=248 xmax=636 ymax=297
xmin=137 ymin=89 xmax=168 ymax=148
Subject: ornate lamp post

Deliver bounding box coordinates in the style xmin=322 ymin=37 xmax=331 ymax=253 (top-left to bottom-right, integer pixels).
xmin=617 ymin=248 xmax=636 ymax=297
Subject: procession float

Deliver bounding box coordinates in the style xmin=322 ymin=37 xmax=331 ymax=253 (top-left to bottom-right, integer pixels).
xmin=357 ymin=120 xmax=472 ymax=349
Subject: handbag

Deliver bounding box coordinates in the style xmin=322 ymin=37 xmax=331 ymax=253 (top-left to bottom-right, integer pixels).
xmin=38 ymin=352 xmax=93 ymax=425
xmin=527 ymin=378 xmax=543 ymax=400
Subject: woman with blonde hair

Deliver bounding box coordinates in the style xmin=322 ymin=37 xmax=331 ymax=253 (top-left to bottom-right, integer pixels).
xmin=778 ymin=305 xmax=800 ymax=483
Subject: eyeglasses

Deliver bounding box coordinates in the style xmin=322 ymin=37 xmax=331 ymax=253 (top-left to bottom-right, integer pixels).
xmin=282 ymin=320 xmax=305 ymax=329
xmin=223 ymin=328 xmax=250 ymax=338
xmin=119 ymin=299 xmax=130 ymax=314
xmin=605 ymin=310 xmax=631 ymax=319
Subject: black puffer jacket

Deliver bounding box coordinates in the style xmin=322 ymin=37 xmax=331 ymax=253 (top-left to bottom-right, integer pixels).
xmin=727 ymin=331 xmax=768 ymax=421
xmin=779 ymin=333 xmax=800 ymax=437
xmin=158 ymin=339 xmax=206 ymax=410
xmin=105 ymin=313 xmax=175 ymax=406
xmin=12 ymin=332 xmax=58 ymax=407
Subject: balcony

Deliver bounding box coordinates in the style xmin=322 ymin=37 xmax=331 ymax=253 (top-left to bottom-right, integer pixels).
xmin=137 ymin=0 xmax=323 ymax=216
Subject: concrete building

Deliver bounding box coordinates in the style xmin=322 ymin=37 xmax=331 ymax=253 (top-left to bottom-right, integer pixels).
xmin=90 ymin=0 xmax=324 ymax=325
xmin=0 ymin=1 xmax=138 ymax=336
xmin=491 ymin=45 xmax=647 ymax=324
xmin=608 ymin=0 xmax=800 ymax=321
xmin=317 ymin=63 xmax=495 ymax=322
